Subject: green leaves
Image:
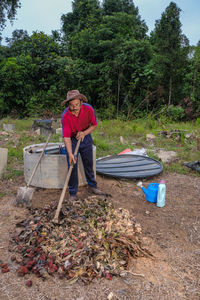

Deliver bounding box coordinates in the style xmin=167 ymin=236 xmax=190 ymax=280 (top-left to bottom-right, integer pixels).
xmin=0 ymin=0 xmax=199 ymax=119
xmin=150 ymin=2 xmax=190 ymax=107
xmin=0 ymin=0 xmax=21 ymax=32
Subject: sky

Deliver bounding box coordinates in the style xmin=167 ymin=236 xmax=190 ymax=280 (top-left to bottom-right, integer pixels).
xmin=1 ymin=0 xmax=200 ymax=46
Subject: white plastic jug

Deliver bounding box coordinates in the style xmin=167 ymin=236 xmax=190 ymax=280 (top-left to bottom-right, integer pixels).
xmin=156 ymin=180 xmax=166 ymax=207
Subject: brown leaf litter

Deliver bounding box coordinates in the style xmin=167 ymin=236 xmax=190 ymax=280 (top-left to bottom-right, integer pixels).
xmin=8 ymin=195 xmax=152 ymax=284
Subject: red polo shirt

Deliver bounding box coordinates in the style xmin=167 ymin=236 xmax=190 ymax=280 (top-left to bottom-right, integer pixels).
xmin=62 ymin=103 xmax=97 ymax=138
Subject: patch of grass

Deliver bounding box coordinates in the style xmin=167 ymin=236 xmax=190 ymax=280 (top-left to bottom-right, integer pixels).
xmin=0 ymin=192 xmax=6 ymax=199
xmin=51 ymin=133 xmax=62 ymax=143
xmin=196 ymin=117 xmax=200 ymax=126
xmin=95 ymin=118 xmax=200 ymax=174
xmin=145 ymin=118 xmax=158 ymax=130
xmin=93 ymin=137 xmax=111 ymax=158
xmin=0 ymin=118 xmax=32 ymax=132
xmin=1 ymin=117 xmax=199 ymax=177
xmin=8 ymin=147 xmax=23 ymax=160
xmin=164 ymin=162 xmax=192 ymax=175
xmin=14 ymin=119 xmax=33 ymax=131
xmin=135 ymin=125 xmax=146 ymax=136
xmin=18 ymin=134 xmax=34 ymax=144
xmin=147 ymin=150 xmax=160 ymax=161
xmin=2 ymin=168 xmax=23 ymax=180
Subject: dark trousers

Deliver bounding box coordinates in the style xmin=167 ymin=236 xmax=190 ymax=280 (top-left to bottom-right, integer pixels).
xmin=66 ymin=136 xmax=97 ymax=195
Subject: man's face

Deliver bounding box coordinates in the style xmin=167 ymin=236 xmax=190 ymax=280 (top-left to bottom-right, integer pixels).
xmin=68 ymin=99 xmax=82 ymax=114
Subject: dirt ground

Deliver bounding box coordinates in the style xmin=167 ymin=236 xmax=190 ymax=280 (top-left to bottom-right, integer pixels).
xmin=0 ymin=171 xmax=200 ymax=300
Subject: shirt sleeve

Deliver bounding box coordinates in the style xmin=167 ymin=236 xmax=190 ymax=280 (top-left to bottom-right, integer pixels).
xmin=88 ymin=106 xmax=97 ymax=126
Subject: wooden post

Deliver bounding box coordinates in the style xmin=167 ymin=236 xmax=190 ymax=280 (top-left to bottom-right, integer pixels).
xmin=168 ymin=76 xmax=172 ymax=106
xmin=0 ymin=148 xmax=8 ymax=178
xmin=3 ymin=123 xmax=15 ymax=132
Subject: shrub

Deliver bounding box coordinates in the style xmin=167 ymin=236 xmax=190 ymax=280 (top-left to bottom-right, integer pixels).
xmin=196 ymin=117 xmax=200 ymax=126
xmin=166 ymin=105 xmax=185 ymax=121
xmin=97 ymin=103 xmax=116 ymax=120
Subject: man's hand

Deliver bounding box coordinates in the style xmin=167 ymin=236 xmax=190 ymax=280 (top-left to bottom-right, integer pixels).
xmin=76 ymin=131 xmax=85 ymax=141
xmin=69 ymin=153 xmax=76 ymax=165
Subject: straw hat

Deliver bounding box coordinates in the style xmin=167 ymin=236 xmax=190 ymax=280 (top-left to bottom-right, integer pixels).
xmin=61 ymin=90 xmax=87 ymax=106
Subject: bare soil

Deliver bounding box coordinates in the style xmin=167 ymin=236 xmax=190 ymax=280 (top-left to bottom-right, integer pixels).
xmin=0 ymin=171 xmax=199 ymax=300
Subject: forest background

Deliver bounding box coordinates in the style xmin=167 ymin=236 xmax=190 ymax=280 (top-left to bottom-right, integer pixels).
xmin=0 ymin=0 xmax=200 ymax=121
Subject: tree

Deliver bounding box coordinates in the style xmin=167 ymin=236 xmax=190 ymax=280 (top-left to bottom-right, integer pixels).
xmin=66 ymin=11 xmax=150 ymax=113
xmin=0 ymin=31 xmax=68 ymax=117
xmin=0 ymin=55 xmax=36 ymax=116
xmin=0 ymin=0 xmax=21 ymax=32
xmin=61 ymin=0 xmax=101 ymax=43
xmin=183 ymin=42 xmax=200 ymax=117
xmin=190 ymin=42 xmax=200 ymax=100
xmin=4 ymin=29 xmax=29 ymax=56
xmin=5 ymin=29 xmax=29 ymax=45
xmin=150 ymin=2 xmax=189 ymax=107
xmin=61 ymin=0 xmax=150 ymax=116
xmin=69 ymin=11 xmax=147 ymax=61
xmin=102 ymin=0 xmax=138 ymax=15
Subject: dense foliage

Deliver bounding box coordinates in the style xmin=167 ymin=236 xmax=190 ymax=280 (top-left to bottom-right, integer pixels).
xmin=0 ymin=0 xmax=199 ymax=119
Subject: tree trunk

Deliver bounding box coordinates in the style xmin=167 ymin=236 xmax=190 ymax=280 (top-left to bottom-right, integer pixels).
xmin=168 ymin=76 xmax=172 ymax=106
xmin=117 ymin=70 xmax=121 ymax=116
xmin=192 ymin=67 xmax=197 ymax=96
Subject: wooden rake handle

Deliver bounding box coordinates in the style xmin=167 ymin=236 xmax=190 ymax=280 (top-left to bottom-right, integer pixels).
xmin=53 ymin=139 xmax=81 ymax=223
xmin=27 ymin=132 xmax=52 ymax=187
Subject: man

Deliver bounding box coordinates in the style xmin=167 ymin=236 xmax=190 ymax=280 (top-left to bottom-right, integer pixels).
xmin=61 ymin=89 xmax=103 ymax=200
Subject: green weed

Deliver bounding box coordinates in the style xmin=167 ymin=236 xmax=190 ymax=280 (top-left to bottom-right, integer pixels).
xmin=8 ymin=147 xmax=23 ymax=160
xmin=196 ymin=117 xmax=200 ymax=126
xmin=2 ymin=168 xmax=23 ymax=180
xmin=14 ymin=119 xmax=33 ymax=131
xmin=1 ymin=118 xmax=199 ymax=177
xmin=0 ymin=193 xmax=6 ymax=199
xmin=164 ymin=162 xmax=191 ymax=175
xmin=145 ymin=118 xmax=157 ymax=130
xmin=147 ymin=150 xmax=159 ymax=161
xmin=93 ymin=138 xmax=110 ymax=151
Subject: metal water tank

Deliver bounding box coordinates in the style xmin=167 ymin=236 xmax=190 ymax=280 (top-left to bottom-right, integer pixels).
xmin=23 ymin=143 xmax=96 ymax=189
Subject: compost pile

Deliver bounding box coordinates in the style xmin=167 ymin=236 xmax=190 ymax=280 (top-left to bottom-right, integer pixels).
xmin=9 ymin=196 xmax=150 ymax=284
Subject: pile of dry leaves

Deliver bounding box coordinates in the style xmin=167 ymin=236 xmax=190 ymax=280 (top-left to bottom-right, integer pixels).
xmin=9 ymin=195 xmax=151 ymax=284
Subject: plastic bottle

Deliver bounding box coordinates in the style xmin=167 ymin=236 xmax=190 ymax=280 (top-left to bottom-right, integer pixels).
xmin=137 ymin=181 xmax=143 ymax=188
xmin=156 ymin=180 xmax=166 ymax=207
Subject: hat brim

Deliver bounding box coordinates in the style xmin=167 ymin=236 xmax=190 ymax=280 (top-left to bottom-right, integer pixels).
xmin=61 ymin=93 xmax=87 ymax=106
